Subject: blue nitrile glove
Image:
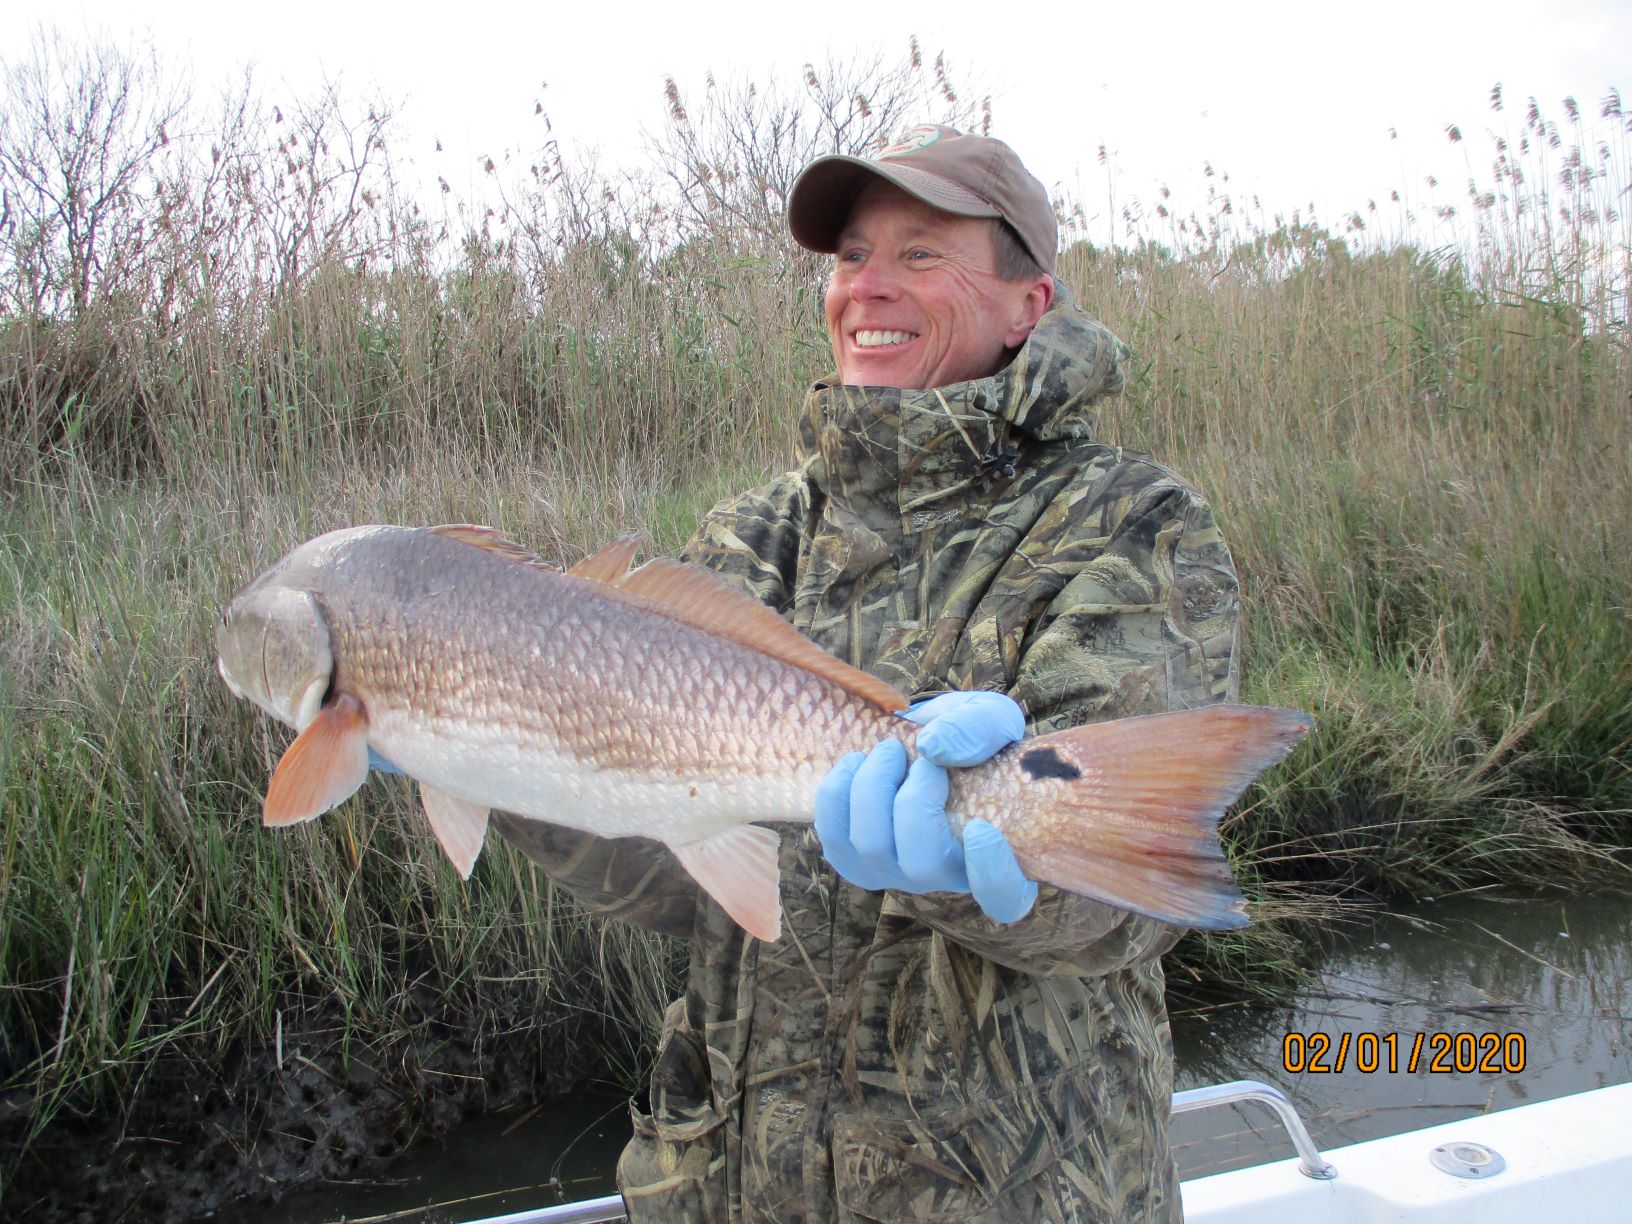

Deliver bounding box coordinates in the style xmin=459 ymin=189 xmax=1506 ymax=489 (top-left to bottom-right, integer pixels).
xmin=367 ymin=747 xmax=405 ymax=775
xmin=814 ymin=691 xmax=1040 ymax=923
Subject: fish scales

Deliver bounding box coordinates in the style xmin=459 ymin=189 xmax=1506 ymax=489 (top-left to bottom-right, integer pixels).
xmin=297 ymin=528 xmax=904 ymax=836
xmin=217 ymin=524 xmax=1315 ymax=938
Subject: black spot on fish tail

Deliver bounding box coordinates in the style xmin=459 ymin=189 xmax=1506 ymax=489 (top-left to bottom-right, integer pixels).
xmin=1019 ymin=746 xmax=1081 ymax=781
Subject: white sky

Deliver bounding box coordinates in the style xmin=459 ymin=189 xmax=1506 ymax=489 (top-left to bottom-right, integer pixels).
xmin=4 ymin=0 xmax=1629 ymax=247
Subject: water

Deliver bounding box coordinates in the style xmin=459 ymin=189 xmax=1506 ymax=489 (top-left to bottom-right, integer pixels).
xmin=237 ymin=890 xmax=1631 ymax=1221
xmin=1169 ymin=890 xmax=1631 ymax=1178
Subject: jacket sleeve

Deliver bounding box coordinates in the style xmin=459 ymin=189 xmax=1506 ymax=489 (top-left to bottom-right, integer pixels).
xmin=489 ymin=814 xmax=699 ymax=939
xmin=890 ymin=474 xmax=1243 ymax=975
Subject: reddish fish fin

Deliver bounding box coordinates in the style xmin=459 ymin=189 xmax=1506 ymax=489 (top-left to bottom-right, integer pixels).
xmin=419 ymin=785 xmax=490 ymax=879
xmin=602 ymin=558 xmax=907 ymax=713
xmin=997 ymin=705 xmax=1313 ymax=930
xmin=671 ymin=825 xmax=784 ymax=941
xmin=567 ymin=534 xmax=643 ymax=582
xmin=428 ymin=525 xmax=556 ymax=571
xmin=264 ymin=693 xmax=371 ymax=826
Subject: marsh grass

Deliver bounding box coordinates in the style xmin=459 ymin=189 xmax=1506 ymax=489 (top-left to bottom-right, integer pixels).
xmin=0 ymin=36 xmax=1628 ymax=1200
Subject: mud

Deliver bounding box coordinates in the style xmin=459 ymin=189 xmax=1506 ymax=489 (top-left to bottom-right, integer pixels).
xmin=1 ymin=1009 xmax=598 ymax=1223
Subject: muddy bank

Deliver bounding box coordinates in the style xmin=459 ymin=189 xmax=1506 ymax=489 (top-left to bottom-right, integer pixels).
xmin=2 ymin=1008 xmax=600 ymax=1223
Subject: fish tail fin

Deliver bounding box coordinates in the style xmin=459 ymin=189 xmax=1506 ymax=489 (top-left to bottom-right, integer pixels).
xmin=1001 ymin=705 xmax=1312 ymax=930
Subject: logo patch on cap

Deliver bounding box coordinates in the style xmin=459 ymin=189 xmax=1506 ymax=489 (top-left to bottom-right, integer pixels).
xmin=879 ymin=126 xmax=943 ymax=159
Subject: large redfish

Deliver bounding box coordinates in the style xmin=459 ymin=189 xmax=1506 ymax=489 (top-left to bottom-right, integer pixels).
xmin=216 ymin=525 xmax=1311 ymax=940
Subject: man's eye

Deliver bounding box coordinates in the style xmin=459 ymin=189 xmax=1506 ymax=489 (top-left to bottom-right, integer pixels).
xmin=907 ymin=248 xmax=935 ymax=262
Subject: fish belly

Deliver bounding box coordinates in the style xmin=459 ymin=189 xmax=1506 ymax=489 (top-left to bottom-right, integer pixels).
xmin=367 ymin=705 xmax=826 ymax=847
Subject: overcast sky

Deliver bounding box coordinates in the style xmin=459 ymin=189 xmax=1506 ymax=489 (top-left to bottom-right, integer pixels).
xmin=4 ymin=0 xmax=1628 ymax=247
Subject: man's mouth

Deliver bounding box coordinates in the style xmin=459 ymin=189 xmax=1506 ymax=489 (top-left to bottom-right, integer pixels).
xmin=853 ymin=329 xmax=917 ymax=348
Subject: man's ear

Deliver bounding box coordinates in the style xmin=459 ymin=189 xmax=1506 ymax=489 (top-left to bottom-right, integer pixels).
xmin=1004 ymin=275 xmax=1055 ymax=348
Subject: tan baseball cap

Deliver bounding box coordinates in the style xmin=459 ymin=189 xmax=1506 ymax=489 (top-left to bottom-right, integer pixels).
xmin=788 ymin=125 xmax=1057 ymax=275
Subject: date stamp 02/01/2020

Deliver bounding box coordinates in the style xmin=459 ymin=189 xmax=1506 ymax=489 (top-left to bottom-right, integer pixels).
xmin=1281 ymin=1031 xmax=1528 ymax=1075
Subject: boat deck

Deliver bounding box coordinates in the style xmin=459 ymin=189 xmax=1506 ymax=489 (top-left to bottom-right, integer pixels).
xmin=459 ymin=1080 xmax=1632 ymax=1223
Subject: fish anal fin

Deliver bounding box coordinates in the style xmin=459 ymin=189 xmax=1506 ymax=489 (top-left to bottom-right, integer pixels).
xmin=428 ymin=525 xmax=555 ymax=571
xmin=671 ymin=825 xmax=784 ymax=941
xmin=264 ymin=693 xmax=370 ymax=826
xmin=608 ymin=558 xmax=908 ymax=714
xmin=420 ymin=785 xmax=490 ymax=879
xmin=566 ymin=535 xmax=644 ymax=582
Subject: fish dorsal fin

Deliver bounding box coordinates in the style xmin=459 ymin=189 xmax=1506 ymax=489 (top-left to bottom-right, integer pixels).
xmin=590 ymin=556 xmax=907 ymax=713
xmin=567 ymin=534 xmax=643 ymax=582
xmin=429 ymin=524 xmax=556 ymax=571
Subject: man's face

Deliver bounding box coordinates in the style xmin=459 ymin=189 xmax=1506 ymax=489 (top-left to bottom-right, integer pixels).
xmin=824 ymin=180 xmax=1051 ymax=390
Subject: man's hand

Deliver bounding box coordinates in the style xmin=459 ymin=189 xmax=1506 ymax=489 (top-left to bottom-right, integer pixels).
xmin=813 ymin=691 xmax=1040 ymax=923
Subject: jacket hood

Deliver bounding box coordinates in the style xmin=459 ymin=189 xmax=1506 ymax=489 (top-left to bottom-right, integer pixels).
xmin=798 ymin=283 xmax=1130 ymax=532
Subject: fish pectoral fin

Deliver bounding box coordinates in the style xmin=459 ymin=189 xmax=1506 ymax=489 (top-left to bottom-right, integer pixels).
xmin=264 ymin=693 xmax=370 ymax=826
xmin=671 ymin=825 xmax=783 ymax=942
xmin=419 ymin=786 xmax=490 ymax=879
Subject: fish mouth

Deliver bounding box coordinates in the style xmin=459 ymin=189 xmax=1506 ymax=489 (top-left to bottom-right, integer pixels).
xmin=217 ymin=656 xmax=246 ymax=700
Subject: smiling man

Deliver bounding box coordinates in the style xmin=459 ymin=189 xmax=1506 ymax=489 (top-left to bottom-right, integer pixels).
xmin=495 ymin=126 xmax=1242 ymax=1221
xmin=823 ymin=177 xmax=1053 ymax=389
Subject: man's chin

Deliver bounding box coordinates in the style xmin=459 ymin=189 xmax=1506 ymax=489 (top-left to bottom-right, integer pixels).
xmin=839 ymin=356 xmax=922 ymax=389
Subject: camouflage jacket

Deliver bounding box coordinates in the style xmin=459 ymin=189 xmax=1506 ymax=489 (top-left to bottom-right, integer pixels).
xmin=493 ymin=286 xmax=1242 ymax=1222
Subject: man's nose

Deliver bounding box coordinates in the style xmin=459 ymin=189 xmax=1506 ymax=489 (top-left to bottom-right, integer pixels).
xmin=849 ymin=257 xmax=901 ymax=300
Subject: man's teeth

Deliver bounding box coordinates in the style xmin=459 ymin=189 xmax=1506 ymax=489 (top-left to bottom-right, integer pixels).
xmin=855 ymin=329 xmax=914 ymax=348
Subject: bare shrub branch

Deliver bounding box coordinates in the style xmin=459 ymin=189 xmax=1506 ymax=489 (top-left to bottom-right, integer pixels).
xmin=0 ymin=27 xmax=188 ymax=316
xmin=648 ymin=45 xmax=988 ymax=253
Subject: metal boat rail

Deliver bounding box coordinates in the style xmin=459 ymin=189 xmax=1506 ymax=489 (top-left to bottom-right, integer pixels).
xmin=460 ymin=1198 xmax=629 ymax=1224
xmin=1169 ymin=1079 xmax=1336 ymax=1180
xmin=458 ymin=1078 xmax=1333 ymax=1224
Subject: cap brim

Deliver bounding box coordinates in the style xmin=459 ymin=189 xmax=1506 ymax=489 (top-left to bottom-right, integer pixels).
xmin=788 ymin=156 xmax=1000 ymax=253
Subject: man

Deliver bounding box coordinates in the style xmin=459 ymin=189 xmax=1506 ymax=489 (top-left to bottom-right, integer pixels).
xmin=494 ymin=125 xmax=1241 ymax=1222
